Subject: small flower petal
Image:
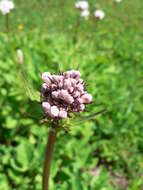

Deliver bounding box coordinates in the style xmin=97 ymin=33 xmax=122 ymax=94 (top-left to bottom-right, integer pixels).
xmin=50 ymin=106 xmax=59 ymax=117
xmin=42 ymin=72 xmax=52 ymax=86
xmin=59 ymin=110 xmax=67 ymax=118
xmin=81 ymin=93 xmax=92 ymax=103
xmin=42 ymin=102 xmax=51 ymax=112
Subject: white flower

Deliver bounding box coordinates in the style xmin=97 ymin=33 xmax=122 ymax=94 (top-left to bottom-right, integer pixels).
xmin=80 ymin=9 xmax=90 ymax=19
xmin=0 ymin=0 xmax=14 ymax=15
xmin=94 ymin=10 xmax=105 ymax=20
xmin=115 ymin=0 xmax=122 ymax=3
xmin=75 ymin=1 xmax=89 ymax=10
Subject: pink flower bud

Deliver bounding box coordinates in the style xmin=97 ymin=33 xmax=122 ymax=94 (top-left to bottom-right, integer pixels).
xmin=81 ymin=93 xmax=92 ymax=104
xmin=71 ymin=70 xmax=81 ymax=80
xmin=79 ymin=104 xmax=85 ymax=111
xmin=42 ymin=102 xmax=51 ymax=112
xmin=72 ymin=108 xmax=78 ymax=112
xmin=50 ymin=106 xmax=59 ymax=117
xmin=65 ymin=95 xmax=74 ymax=104
xmin=73 ymin=91 xmax=81 ymax=98
xmin=64 ymin=70 xmax=81 ymax=80
xmin=64 ymin=79 xmax=71 ymax=89
xmin=52 ymin=91 xmax=59 ymax=99
xmin=57 ymin=76 xmax=64 ymax=88
xmin=51 ymin=84 xmax=57 ymax=90
xmin=59 ymin=89 xmax=69 ymax=99
xmin=63 ymin=71 xmax=71 ymax=78
xmin=42 ymin=72 xmax=52 ymax=86
xmin=59 ymin=82 xmax=63 ymax=88
xmin=58 ymin=76 xmax=64 ymax=82
xmin=42 ymin=83 xmax=47 ymax=91
xmin=78 ymin=79 xmax=84 ymax=84
xmin=68 ymin=87 xmax=74 ymax=93
xmin=52 ymin=75 xmax=60 ymax=83
xmin=77 ymin=84 xmax=84 ymax=91
xmin=59 ymin=90 xmax=74 ymax=104
xmin=59 ymin=110 xmax=67 ymax=118
xmin=77 ymin=98 xmax=83 ymax=104
xmin=70 ymin=78 xmax=77 ymax=86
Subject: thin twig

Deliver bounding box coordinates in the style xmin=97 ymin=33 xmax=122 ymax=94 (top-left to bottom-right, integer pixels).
xmin=6 ymin=14 xmax=9 ymax=33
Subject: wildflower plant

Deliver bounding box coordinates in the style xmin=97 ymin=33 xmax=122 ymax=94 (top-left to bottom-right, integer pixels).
xmin=74 ymin=1 xmax=106 ymax=44
xmin=0 ymin=1 xmax=142 ymax=189
xmin=73 ymin=1 xmax=90 ymax=43
xmin=18 ymin=64 xmax=104 ymax=190
xmin=0 ymin=0 xmax=14 ymax=15
xmin=75 ymin=0 xmax=90 ymax=20
xmin=41 ymin=70 xmax=92 ymax=190
xmin=0 ymin=0 xmax=15 ymax=32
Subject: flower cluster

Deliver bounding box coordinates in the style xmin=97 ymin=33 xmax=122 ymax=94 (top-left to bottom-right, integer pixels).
xmin=75 ymin=1 xmax=105 ymax=21
xmin=94 ymin=10 xmax=105 ymax=20
xmin=75 ymin=1 xmax=90 ymax=20
xmin=0 ymin=0 xmax=14 ymax=15
xmin=41 ymin=70 xmax=92 ymax=119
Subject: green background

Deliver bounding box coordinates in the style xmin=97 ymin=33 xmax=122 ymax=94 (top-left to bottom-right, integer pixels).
xmin=0 ymin=0 xmax=143 ymax=189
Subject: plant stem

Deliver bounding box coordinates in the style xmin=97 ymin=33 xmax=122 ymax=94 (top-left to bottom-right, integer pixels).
xmin=73 ymin=16 xmax=81 ymax=44
xmin=42 ymin=124 xmax=57 ymax=190
xmin=6 ymin=14 xmax=9 ymax=33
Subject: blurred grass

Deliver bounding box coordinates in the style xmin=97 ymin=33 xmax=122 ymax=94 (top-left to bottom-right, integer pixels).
xmin=0 ymin=0 xmax=143 ymax=189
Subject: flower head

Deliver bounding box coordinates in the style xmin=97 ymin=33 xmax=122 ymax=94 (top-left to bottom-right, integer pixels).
xmin=0 ymin=0 xmax=14 ymax=15
xmin=75 ymin=1 xmax=89 ymax=10
xmin=94 ymin=10 xmax=105 ymax=20
xmin=80 ymin=9 xmax=90 ymax=20
xmin=41 ymin=70 xmax=92 ymax=119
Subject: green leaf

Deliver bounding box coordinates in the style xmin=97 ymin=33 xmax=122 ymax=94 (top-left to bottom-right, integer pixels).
xmin=11 ymin=139 xmax=34 ymax=172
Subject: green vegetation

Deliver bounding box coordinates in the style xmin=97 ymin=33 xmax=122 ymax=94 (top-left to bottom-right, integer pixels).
xmin=0 ymin=0 xmax=143 ymax=189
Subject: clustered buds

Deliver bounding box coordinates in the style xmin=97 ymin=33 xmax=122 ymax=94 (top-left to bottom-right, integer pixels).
xmin=17 ymin=49 xmax=23 ymax=65
xmin=41 ymin=70 xmax=92 ymax=119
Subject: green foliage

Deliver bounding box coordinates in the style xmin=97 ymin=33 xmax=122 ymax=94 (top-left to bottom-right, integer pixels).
xmin=0 ymin=0 xmax=143 ymax=189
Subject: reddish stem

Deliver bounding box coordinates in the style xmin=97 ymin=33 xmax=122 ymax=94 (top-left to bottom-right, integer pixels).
xmin=42 ymin=124 xmax=57 ymax=190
